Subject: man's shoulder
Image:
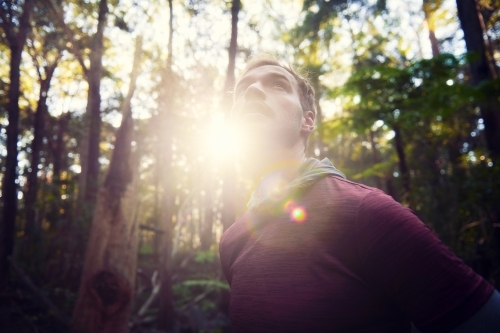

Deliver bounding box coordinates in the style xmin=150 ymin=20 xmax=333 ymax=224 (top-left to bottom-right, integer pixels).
xmin=310 ymin=174 xmax=390 ymax=204
xmin=220 ymin=175 xmax=395 ymax=250
xmin=322 ymin=174 xmax=379 ymax=191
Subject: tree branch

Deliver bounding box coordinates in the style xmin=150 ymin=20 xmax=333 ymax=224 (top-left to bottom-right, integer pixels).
xmin=26 ymin=34 xmax=43 ymax=80
xmin=137 ymin=270 xmax=161 ymax=317
xmin=46 ymin=0 xmax=89 ymax=76
xmin=121 ymin=36 xmax=142 ymax=119
xmin=0 ymin=2 xmax=14 ymax=44
xmin=16 ymin=0 xmax=34 ymax=49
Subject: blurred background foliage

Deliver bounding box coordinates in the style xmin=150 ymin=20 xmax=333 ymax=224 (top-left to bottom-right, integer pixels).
xmin=0 ymin=0 xmax=499 ymax=332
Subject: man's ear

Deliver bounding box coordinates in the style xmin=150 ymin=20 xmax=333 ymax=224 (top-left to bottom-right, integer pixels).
xmin=301 ymin=110 xmax=315 ymax=134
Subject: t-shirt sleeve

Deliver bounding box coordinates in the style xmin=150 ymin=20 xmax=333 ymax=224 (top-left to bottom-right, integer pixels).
xmin=356 ymin=190 xmax=494 ymax=333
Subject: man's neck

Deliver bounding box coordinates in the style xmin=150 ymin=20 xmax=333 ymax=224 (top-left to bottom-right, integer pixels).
xmin=249 ymin=146 xmax=307 ymax=198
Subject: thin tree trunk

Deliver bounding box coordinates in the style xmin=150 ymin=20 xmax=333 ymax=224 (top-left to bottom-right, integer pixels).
xmin=49 ymin=113 xmax=71 ymax=231
xmin=0 ymin=0 xmax=34 ymax=291
xmin=457 ymin=0 xmax=500 ymax=288
xmin=77 ymin=124 xmax=89 ymax=216
xmin=223 ymin=0 xmax=240 ymax=101
xmin=423 ymin=0 xmax=440 ymax=57
xmin=70 ymin=36 xmax=141 ymax=333
xmin=49 ymin=0 xmax=108 ymax=219
xmin=157 ymin=155 xmax=175 ymax=331
xmin=83 ymin=0 xmax=109 ymax=215
xmin=456 ymin=0 xmax=500 ymax=157
xmin=25 ymin=63 xmax=58 ymax=235
xmin=200 ymin=176 xmax=214 ymax=251
xmin=157 ymin=0 xmax=176 ymax=328
xmin=48 ymin=0 xmax=89 ymax=222
xmin=221 ymin=0 xmax=240 ymax=231
xmin=393 ymin=124 xmax=411 ymax=204
xmin=369 ymin=130 xmax=383 ymax=189
xmin=428 ymin=29 xmax=440 ymax=57
xmin=385 ymin=177 xmax=398 ymax=201
xmin=310 ymin=72 xmax=324 ymax=156
xmin=167 ymin=0 xmax=173 ymax=71
xmin=475 ymin=4 xmax=498 ymax=79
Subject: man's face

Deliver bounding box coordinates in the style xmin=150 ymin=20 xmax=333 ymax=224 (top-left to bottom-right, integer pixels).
xmin=231 ymin=65 xmax=313 ymax=152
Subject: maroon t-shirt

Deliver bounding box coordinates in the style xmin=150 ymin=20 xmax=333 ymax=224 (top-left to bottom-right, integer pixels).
xmin=219 ymin=175 xmax=493 ymax=333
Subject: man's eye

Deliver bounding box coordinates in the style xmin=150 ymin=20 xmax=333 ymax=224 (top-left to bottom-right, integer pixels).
xmin=273 ymin=82 xmax=285 ymax=89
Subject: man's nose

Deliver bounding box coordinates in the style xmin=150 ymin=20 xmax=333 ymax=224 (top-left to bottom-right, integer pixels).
xmin=244 ymin=82 xmax=266 ymax=101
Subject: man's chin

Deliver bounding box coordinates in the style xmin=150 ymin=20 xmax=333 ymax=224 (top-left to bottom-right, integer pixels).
xmin=235 ymin=133 xmax=281 ymax=161
xmin=236 ymin=116 xmax=272 ymax=132
xmin=235 ymin=122 xmax=270 ymax=142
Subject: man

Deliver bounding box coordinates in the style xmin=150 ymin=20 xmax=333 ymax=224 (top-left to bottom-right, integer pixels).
xmin=219 ymin=55 xmax=500 ymax=333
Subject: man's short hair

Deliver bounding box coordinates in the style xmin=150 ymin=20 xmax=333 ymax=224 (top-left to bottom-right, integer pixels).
xmin=237 ymin=55 xmax=316 ymax=117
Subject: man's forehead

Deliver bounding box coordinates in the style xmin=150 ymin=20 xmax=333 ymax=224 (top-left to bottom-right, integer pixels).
xmin=238 ymin=65 xmax=298 ymax=85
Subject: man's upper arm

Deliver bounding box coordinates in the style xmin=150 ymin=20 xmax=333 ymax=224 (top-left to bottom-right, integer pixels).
xmin=356 ymin=191 xmax=494 ymax=333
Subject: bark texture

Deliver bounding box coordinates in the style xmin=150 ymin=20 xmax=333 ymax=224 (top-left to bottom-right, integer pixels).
xmin=25 ymin=62 xmax=59 ymax=234
xmin=0 ymin=0 xmax=34 ymax=290
xmin=223 ymin=0 xmax=240 ymax=98
xmin=393 ymin=124 xmax=410 ymax=204
xmin=423 ymin=0 xmax=440 ymax=57
xmin=82 ymin=0 xmax=109 ymax=215
xmin=221 ymin=0 xmax=240 ymax=231
xmin=369 ymin=130 xmax=383 ymax=189
xmin=49 ymin=0 xmax=109 ymax=219
xmin=201 ymin=176 xmax=214 ymax=251
xmin=157 ymin=2 xmax=176 ymax=327
xmin=456 ymin=0 xmax=500 ymax=157
xmin=48 ymin=113 xmax=71 ymax=230
xmin=70 ymin=182 xmax=137 ymax=333
xmin=70 ymin=36 xmax=141 ymax=333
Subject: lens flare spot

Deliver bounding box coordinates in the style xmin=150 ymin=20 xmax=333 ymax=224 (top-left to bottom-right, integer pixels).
xmin=290 ymin=207 xmax=307 ymax=223
xmin=284 ymin=200 xmax=296 ymax=212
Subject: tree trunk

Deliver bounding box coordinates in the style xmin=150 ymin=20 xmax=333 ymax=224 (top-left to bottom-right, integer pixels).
xmin=423 ymin=0 xmax=440 ymax=57
xmin=428 ymin=29 xmax=439 ymax=57
xmin=456 ymin=0 xmax=500 ymax=157
xmin=223 ymin=0 xmax=240 ymax=101
xmin=70 ymin=36 xmax=141 ymax=333
xmin=369 ymin=130 xmax=383 ymax=189
xmin=25 ymin=63 xmax=58 ymax=235
xmin=83 ymin=0 xmax=109 ymax=216
xmin=0 ymin=0 xmax=34 ymax=291
xmin=70 ymin=120 xmax=137 ymax=333
xmin=200 ymin=176 xmax=214 ymax=251
xmin=157 ymin=1 xmax=176 ymax=327
xmin=157 ymin=157 xmax=175 ymax=331
xmin=167 ymin=0 xmax=173 ymax=71
xmin=53 ymin=0 xmax=108 ymax=222
xmin=310 ymin=71 xmax=325 ymax=157
xmin=393 ymin=124 xmax=411 ymax=204
xmin=48 ymin=112 xmax=71 ymax=231
xmin=221 ymin=0 xmax=240 ymax=231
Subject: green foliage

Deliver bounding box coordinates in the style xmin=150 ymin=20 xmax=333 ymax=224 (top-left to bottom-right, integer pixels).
xmin=177 ymin=279 xmax=229 ymax=291
xmin=325 ymin=51 xmax=500 ymax=282
xmin=168 ymin=250 xmax=229 ymax=318
xmin=195 ymin=250 xmax=216 ymax=263
xmin=339 ymin=54 xmax=474 ymax=128
xmin=351 ymin=159 xmax=394 ymax=179
xmin=139 ymin=242 xmax=154 ymax=255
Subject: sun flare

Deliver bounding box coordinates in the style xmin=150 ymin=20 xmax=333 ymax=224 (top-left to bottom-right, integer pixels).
xmin=206 ymin=113 xmax=241 ymax=160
